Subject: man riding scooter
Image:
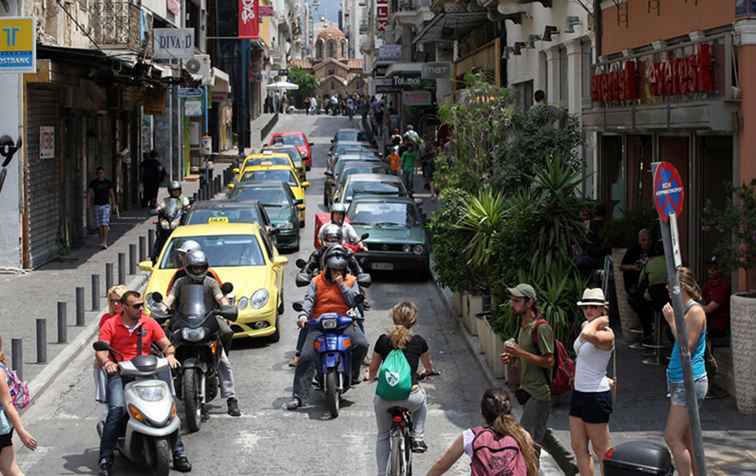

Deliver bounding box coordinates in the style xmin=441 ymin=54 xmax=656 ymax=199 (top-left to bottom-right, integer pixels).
xmin=150 ymin=181 xmax=192 ymax=264
xmin=285 ymin=250 xmax=369 ymax=410
xmin=96 ymin=291 xmax=191 ymax=476
xmin=301 ymin=224 xmax=367 ymax=282
xmin=318 ymin=203 xmax=367 ymax=251
xmin=160 ymin=250 xmax=242 ymax=417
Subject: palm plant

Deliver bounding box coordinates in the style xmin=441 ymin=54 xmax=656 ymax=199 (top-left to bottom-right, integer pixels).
xmin=454 ymin=189 xmax=507 ymax=271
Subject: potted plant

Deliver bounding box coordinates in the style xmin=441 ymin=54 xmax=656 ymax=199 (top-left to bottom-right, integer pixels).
xmin=704 ymin=181 xmax=756 ymax=414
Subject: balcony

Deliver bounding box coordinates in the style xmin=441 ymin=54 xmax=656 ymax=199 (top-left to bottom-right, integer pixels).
xmin=90 ymin=1 xmax=150 ymax=53
xmin=391 ymin=0 xmax=434 ymax=28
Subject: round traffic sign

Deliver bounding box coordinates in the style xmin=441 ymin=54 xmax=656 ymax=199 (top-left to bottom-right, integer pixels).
xmin=654 ymin=162 xmax=685 ymax=222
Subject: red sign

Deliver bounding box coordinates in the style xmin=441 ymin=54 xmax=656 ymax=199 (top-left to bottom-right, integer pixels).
xmin=654 ymin=162 xmax=685 ymax=223
xmin=377 ymin=0 xmax=389 ymax=32
xmin=592 ymin=43 xmax=714 ymax=104
xmin=239 ymin=0 xmax=260 ymax=40
xmin=259 ymin=5 xmax=274 ymax=17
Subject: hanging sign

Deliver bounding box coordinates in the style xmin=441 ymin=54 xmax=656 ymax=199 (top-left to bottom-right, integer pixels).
xmin=654 ymin=161 xmax=684 ymax=223
xmin=377 ymin=0 xmax=389 ymax=32
xmin=153 ymin=28 xmax=195 ymax=60
xmin=184 ymin=100 xmax=202 ymax=117
xmin=239 ymin=0 xmax=260 ymax=40
xmin=39 ymin=126 xmax=55 ymax=159
xmin=0 ymin=17 xmax=36 ymax=73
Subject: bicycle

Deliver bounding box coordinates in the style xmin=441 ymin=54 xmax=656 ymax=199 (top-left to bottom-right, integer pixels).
xmin=386 ymin=371 xmax=440 ymax=476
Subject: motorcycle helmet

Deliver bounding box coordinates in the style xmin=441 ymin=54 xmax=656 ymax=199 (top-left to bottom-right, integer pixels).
xmin=321 ymin=223 xmax=344 ymax=248
xmin=176 ymin=239 xmax=201 ymax=265
xmin=330 ymin=202 xmax=348 ymax=225
xmin=185 ymin=249 xmax=209 ymax=283
xmin=323 ymin=246 xmax=349 ymax=282
xmin=168 ymin=180 xmax=182 ymax=197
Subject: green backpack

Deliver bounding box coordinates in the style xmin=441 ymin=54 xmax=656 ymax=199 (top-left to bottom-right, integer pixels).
xmin=376 ymin=348 xmax=413 ymax=401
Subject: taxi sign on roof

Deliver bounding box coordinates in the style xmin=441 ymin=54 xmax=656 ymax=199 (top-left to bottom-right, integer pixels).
xmin=654 ymin=162 xmax=685 ymax=223
xmin=208 ymin=216 xmax=229 ymax=224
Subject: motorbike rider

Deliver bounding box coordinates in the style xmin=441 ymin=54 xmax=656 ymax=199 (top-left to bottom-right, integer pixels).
xmin=156 ymin=180 xmax=191 ymax=212
xmin=96 ymin=291 xmax=191 ymax=476
xmin=285 ymin=250 xmax=369 ymax=410
xmin=318 ymin=203 xmax=367 ymax=251
xmin=304 ymin=225 xmax=365 ymax=279
xmin=161 ymin=250 xmax=242 ymax=417
xmin=165 ymin=240 xmax=222 ymax=293
xmin=150 ymin=181 xmax=192 ymax=264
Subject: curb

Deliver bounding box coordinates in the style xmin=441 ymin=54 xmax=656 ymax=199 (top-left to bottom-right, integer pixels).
xmin=27 ymin=272 xmax=150 ymax=405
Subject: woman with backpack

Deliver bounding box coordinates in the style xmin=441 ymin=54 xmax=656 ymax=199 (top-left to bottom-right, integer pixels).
xmin=367 ymin=302 xmax=435 ymax=476
xmin=426 ymin=388 xmax=538 ymax=476
xmin=570 ymin=288 xmax=615 ymax=476
xmin=0 ymin=337 xmax=37 ymax=476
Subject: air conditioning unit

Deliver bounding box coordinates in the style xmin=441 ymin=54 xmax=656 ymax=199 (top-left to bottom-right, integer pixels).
xmin=185 ymin=54 xmax=212 ymax=85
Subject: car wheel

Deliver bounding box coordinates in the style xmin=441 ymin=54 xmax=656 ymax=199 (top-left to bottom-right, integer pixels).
xmin=293 ymin=237 xmax=300 ymax=252
xmin=277 ymin=291 xmax=284 ymax=315
xmin=269 ymin=316 xmax=280 ymax=343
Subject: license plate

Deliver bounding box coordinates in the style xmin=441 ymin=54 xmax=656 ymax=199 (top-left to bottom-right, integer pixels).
xmin=372 ymin=262 xmax=394 ymax=271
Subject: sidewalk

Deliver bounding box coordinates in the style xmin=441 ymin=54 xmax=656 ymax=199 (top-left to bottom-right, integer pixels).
xmin=0 ymin=165 xmax=226 ymax=388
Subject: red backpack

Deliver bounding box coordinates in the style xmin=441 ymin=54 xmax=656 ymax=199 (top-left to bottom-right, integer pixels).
xmin=470 ymin=427 xmax=528 ymax=476
xmin=531 ymin=319 xmax=574 ymax=396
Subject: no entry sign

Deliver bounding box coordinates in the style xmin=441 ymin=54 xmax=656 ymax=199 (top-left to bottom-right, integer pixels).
xmin=654 ymin=162 xmax=685 ymax=222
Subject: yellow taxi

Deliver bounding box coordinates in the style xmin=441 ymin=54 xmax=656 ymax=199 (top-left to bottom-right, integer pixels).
xmin=233 ymin=164 xmax=309 ymax=226
xmin=139 ymin=223 xmax=288 ymax=341
xmin=231 ymin=151 xmax=299 ymax=180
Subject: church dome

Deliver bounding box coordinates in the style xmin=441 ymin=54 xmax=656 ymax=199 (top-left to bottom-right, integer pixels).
xmin=317 ymin=25 xmax=346 ymax=42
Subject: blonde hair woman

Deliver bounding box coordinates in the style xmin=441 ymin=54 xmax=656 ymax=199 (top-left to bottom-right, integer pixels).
xmin=95 ymin=285 xmax=129 ymax=406
xmin=0 ymin=337 xmax=38 ymax=476
xmin=368 ymin=302 xmax=436 ymax=476
xmin=663 ymin=267 xmax=707 ymax=476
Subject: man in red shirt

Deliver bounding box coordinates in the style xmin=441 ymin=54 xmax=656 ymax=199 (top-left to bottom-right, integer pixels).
xmin=702 ymin=257 xmax=730 ymax=400
xmin=95 ymin=291 xmax=191 ymax=476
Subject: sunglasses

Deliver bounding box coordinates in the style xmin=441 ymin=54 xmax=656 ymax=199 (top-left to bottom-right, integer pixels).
xmin=128 ymin=302 xmax=144 ymax=310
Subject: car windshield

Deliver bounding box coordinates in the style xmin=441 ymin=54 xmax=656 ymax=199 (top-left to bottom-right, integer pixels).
xmin=335 ymin=159 xmax=381 ymax=176
xmin=335 ymin=145 xmax=371 ymax=155
xmin=349 ymin=202 xmax=417 ymax=227
xmin=336 ymin=130 xmax=367 ymax=142
xmin=263 ymin=148 xmax=302 ymax=167
xmin=160 ymin=235 xmax=265 ymax=269
xmin=279 ymin=135 xmax=305 ymax=146
xmin=241 ymin=169 xmax=297 ymax=187
xmin=341 ymin=167 xmax=386 ymax=181
xmin=346 ymin=180 xmax=405 ymax=199
xmin=245 ymin=157 xmax=290 ymax=167
xmin=186 ymin=208 xmax=261 ymax=225
xmin=231 ymin=187 xmax=291 ymax=205
xmin=263 ymin=204 xmax=293 ymax=221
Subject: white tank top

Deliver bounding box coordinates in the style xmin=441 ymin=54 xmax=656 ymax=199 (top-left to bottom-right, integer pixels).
xmin=573 ymin=323 xmax=613 ymax=392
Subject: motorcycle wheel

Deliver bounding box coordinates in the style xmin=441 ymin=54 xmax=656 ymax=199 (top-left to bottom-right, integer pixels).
xmin=152 ymin=438 xmax=172 ymax=476
xmin=183 ymin=369 xmax=202 ymax=432
xmin=326 ymin=369 xmax=340 ymax=418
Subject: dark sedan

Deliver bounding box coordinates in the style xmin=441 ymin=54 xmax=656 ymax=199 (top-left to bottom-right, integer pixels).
xmin=226 ymin=183 xmax=302 ymax=251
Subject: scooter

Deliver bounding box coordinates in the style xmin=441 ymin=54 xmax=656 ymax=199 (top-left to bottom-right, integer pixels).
xmin=93 ymin=339 xmax=179 ymax=476
xmin=149 ymin=286 xmax=237 ymax=433
xmin=150 ymin=198 xmax=184 ymax=264
xmin=292 ymin=298 xmax=364 ymax=418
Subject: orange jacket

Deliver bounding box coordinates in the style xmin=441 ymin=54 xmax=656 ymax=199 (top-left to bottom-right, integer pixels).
xmin=311 ymin=272 xmax=357 ymax=317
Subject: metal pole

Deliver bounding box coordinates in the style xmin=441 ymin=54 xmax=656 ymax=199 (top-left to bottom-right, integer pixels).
xmin=36 ymin=319 xmax=47 ymax=364
xmin=11 ymin=339 xmax=22 ymax=381
xmin=148 ymin=229 xmax=155 ymax=256
xmin=75 ymin=286 xmax=85 ymax=326
xmin=169 ymin=71 xmax=174 ymax=181
xmin=139 ymin=236 xmax=146 ymax=262
xmin=105 ymin=262 xmax=114 ymax=291
xmin=57 ymin=302 xmax=68 ymax=344
xmin=129 ymin=244 xmax=137 ymax=275
xmin=91 ymin=274 xmax=101 ymax=311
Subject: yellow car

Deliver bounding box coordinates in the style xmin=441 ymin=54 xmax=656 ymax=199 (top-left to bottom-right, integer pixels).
xmin=139 ymin=223 xmax=288 ymax=341
xmin=231 ymin=152 xmax=298 ymax=180
xmin=231 ymin=164 xmax=309 ymax=226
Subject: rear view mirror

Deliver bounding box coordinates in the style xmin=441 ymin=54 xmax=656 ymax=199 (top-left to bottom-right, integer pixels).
xmin=151 ymin=292 xmax=164 ymax=303
xmin=93 ymin=341 xmax=110 ymax=352
xmin=232 ymin=168 xmax=240 ymax=174
xmin=219 ymin=305 xmax=238 ymax=322
xmin=221 ymin=282 xmax=234 ymax=295
xmin=302 ymin=181 xmax=310 ymax=189
xmin=297 ymin=204 xmax=305 ymax=210
xmin=295 ymin=258 xmax=307 ymax=268
xmin=360 ymin=233 xmax=370 ymax=240
xmin=139 ymin=261 xmax=153 ymax=273
xmin=292 ymin=301 xmax=304 ymax=312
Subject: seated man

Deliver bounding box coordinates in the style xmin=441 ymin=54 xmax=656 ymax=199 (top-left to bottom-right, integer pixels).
xmin=165 ymin=240 xmax=222 ymax=294
xmin=620 ymin=229 xmax=654 ymax=345
xmin=162 ymin=249 xmax=241 ymax=417
xmin=285 ymin=252 xmax=369 ymax=410
xmin=319 ymin=203 xmax=367 ymax=251
xmin=305 ymin=225 xmax=365 ymax=278
xmin=95 ymin=291 xmax=191 ymax=476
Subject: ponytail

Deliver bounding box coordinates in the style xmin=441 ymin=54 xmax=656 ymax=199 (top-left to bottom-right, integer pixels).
xmin=491 ymin=415 xmax=539 ymax=476
xmin=388 ymin=302 xmax=418 ymax=349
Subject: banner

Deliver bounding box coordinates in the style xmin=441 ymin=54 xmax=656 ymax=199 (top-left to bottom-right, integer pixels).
xmin=239 ymin=0 xmax=259 ymax=40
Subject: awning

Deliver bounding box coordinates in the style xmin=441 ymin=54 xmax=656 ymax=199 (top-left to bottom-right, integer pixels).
xmin=152 ymin=63 xmax=174 ymax=79
xmin=413 ymin=11 xmax=488 ymax=45
xmin=210 ymin=67 xmax=231 ymax=93
xmin=384 ymin=62 xmax=424 ymax=77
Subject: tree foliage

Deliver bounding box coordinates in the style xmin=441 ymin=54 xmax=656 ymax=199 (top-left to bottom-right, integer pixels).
xmin=288 ymin=68 xmax=318 ymax=108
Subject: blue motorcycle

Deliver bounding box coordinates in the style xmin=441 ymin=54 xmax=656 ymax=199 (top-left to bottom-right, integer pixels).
xmin=292 ymin=302 xmax=360 ymax=418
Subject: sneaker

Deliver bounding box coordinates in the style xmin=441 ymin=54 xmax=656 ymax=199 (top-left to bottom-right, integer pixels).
xmin=98 ymin=458 xmax=112 ymax=476
xmin=173 ymin=454 xmax=192 ymax=472
xmin=288 ymin=355 xmax=300 ymax=367
xmin=284 ymin=397 xmax=302 ymax=411
xmin=227 ymin=398 xmax=241 ymax=417
xmin=411 ymin=438 xmax=428 ymax=454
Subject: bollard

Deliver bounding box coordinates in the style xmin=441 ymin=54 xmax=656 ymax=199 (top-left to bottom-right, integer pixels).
xmin=192 ymin=192 xmax=198 ymax=203
xmin=57 ymin=302 xmax=67 ymax=344
xmin=11 ymin=339 xmax=23 ymax=381
xmin=148 ymin=229 xmax=155 ymax=256
xmin=36 ymin=319 xmax=47 ymax=363
xmin=138 ymin=236 xmax=146 ymax=262
xmin=129 ymin=244 xmax=137 ymax=275
xmin=91 ymin=274 xmax=101 ymax=311
xmin=118 ymin=252 xmax=126 ymax=284
xmin=76 ymin=286 xmax=85 ymax=326
xmin=105 ymin=262 xmax=114 ymax=291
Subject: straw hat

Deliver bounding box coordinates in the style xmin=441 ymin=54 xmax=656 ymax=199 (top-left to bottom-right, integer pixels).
xmin=577 ymin=288 xmax=608 ymax=307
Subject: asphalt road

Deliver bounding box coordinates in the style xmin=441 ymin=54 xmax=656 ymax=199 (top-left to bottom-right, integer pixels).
xmin=16 ymin=114 xmax=490 ymax=476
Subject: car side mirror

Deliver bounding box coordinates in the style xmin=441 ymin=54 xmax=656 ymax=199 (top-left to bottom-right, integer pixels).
xmin=227 ymin=183 xmax=235 ymax=190
xmin=269 ymin=227 xmax=280 ymax=235
xmin=139 ymin=261 xmax=153 ymax=273
xmin=360 ymin=233 xmax=369 ymax=240
xmin=232 ymin=167 xmax=240 ymax=174
xmin=292 ymin=301 xmax=304 ymax=312
xmin=414 ymin=198 xmax=423 ymax=207
xmin=309 ymin=142 xmax=314 ymax=147
xmin=221 ymin=282 xmax=234 ymax=295
xmin=273 ymin=256 xmax=288 ymax=267
xmin=219 ymin=305 xmax=238 ymax=322
xmin=331 ymin=139 xmax=335 ymax=143
xmin=151 ymin=292 xmax=164 ymax=303
xmin=302 ymin=181 xmax=310 ymax=189
xmin=324 ymin=171 xmax=333 ymax=177
xmin=295 ymin=258 xmax=307 ymax=268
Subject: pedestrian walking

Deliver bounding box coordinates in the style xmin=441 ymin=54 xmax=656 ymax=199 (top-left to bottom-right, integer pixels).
xmin=0 ymin=337 xmax=38 ymax=476
xmin=426 ymin=388 xmax=538 ymax=476
xmin=500 ymin=284 xmax=579 ymax=476
xmin=140 ymin=150 xmax=166 ymax=209
xmin=401 ymin=143 xmax=417 ymax=194
xmin=387 ymin=146 xmax=401 ymax=176
xmin=570 ymin=288 xmax=615 ymax=476
xmin=663 ymin=267 xmax=708 ymax=476
xmin=88 ymin=166 xmax=117 ymax=249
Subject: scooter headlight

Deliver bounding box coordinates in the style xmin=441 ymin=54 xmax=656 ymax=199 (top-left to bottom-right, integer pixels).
xmin=321 ymin=318 xmax=338 ymax=330
xmin=134 ymin=384 xmax=166 ymax=402
xmin=251 ymin=289 xmax=269 ymax=309
xmin=181 ymin=327 xmax=206 ymax=342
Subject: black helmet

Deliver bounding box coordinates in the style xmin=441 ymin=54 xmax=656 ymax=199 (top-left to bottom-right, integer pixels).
xmin=185 ymin=249 xmax=209 ymax=283
xmin=168 ymin=180 xmax=181 ymax=193
xmin=323 ymin=245 xmax=348 ymax=280
xmin=321 ymin=223 xmax=343 ymax=247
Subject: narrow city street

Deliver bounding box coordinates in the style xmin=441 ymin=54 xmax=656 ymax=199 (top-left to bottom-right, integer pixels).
xmin=15 ymin=114 xmax=490 ymax=475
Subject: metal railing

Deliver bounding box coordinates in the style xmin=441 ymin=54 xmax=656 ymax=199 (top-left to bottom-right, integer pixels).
xmin=90 ymin=0 xmax=150 ymax=53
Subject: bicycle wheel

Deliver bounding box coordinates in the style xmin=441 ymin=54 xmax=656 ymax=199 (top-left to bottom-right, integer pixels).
xmin=388 ymin=427 xmax=406 ymax=476
xmin=404 ymin=432 xmax=413 ymax=476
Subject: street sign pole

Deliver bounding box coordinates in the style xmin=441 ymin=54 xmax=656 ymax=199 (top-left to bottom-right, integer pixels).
xmin=652 ymin=162 xmax=707 ymax=476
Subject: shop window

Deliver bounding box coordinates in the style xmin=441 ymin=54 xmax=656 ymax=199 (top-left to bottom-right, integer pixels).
xmin=699 ymin=136 xmax=733 ymax=270
xmin=627 ymin=135 xmax=653 ymax=211
xmin=602 ymin=135 xmax=625 ymax=219
xmin=736 ymin=0 xmax=756 ymax=15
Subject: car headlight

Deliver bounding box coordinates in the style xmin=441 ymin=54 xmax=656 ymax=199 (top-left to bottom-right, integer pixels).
xmin=237 ymin=297 xmax=249 ymax=310
xmin=251 ymin=289 xmax=269 ymax=309
xmin=321 ymin=318 xmax=338 ymax=330
xmin=134 ymin=384 xmax=166 ymax=402
xmin=402 ymin=244 xmax=412 ymax=253
xmin=412 ymin=245 xmax=425 ymax=255
xmin=181 ymin=327 xmax=206 ymax=342
xmin=277 ymin=222 xmax=294 ymax=230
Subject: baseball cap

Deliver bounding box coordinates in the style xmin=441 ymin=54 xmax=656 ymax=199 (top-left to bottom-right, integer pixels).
xmin=508 ymin=283 xmax=537 ymax=300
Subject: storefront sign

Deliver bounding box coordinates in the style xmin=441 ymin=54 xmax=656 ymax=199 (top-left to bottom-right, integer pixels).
xmin=421 ymin=62 xmax=451 ymax=80
xmin=239 ymin=0 xmax=260 ymax=40
xmin=178 ymin=87 xmax=203 ymax=98
xmin=592 ymin=43 xmax=714 ymax=105
xmin=377 ymin=0 xmax=389 ymax=32
xmin=153 ymin=28 xmax=195 ymax=60
xmin=402 ymin=90 xmax=432 ymax=106
xmin=259 ymin=5 xmax=274 ymax=16
xmin=0 ymin=17 xmax=36 ymax=73
xmin=184 ymin=99 xmax=202 ymax=117
xmin=39 ymin=126 xmax=54 ymax=159
xmin=378 ymin=44 xmax=401 ymax=61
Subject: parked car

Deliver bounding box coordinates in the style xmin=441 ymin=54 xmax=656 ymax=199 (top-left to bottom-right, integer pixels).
xmin=269 ymin=131 xmax=313 ymax=170
xmin=324 ymin=160 xmax=387 ymax=207
xmin=331 ymin=128 xmax=369 ymax=147
xmin=332 ymin=173 xmax=409 ymax=206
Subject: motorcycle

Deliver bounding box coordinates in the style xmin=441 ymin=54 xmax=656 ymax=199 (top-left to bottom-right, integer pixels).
xmin=149 ymin=284 xmax=238 ymax=433
xmin=150 ymin=198 xmax=184 ymax=264
xmin=93 ymin=339 xmax=179 ymax=476
xmin=292 ymin=298 xmax=364 ymax=418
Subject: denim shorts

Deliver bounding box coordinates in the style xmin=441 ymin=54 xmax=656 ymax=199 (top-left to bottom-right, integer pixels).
xmin=668 ymin=377 xmax=708 ymax=406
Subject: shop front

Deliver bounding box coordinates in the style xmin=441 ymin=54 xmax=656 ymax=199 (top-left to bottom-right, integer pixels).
xmin=583 ymin=31 xmax=738 ymax=275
